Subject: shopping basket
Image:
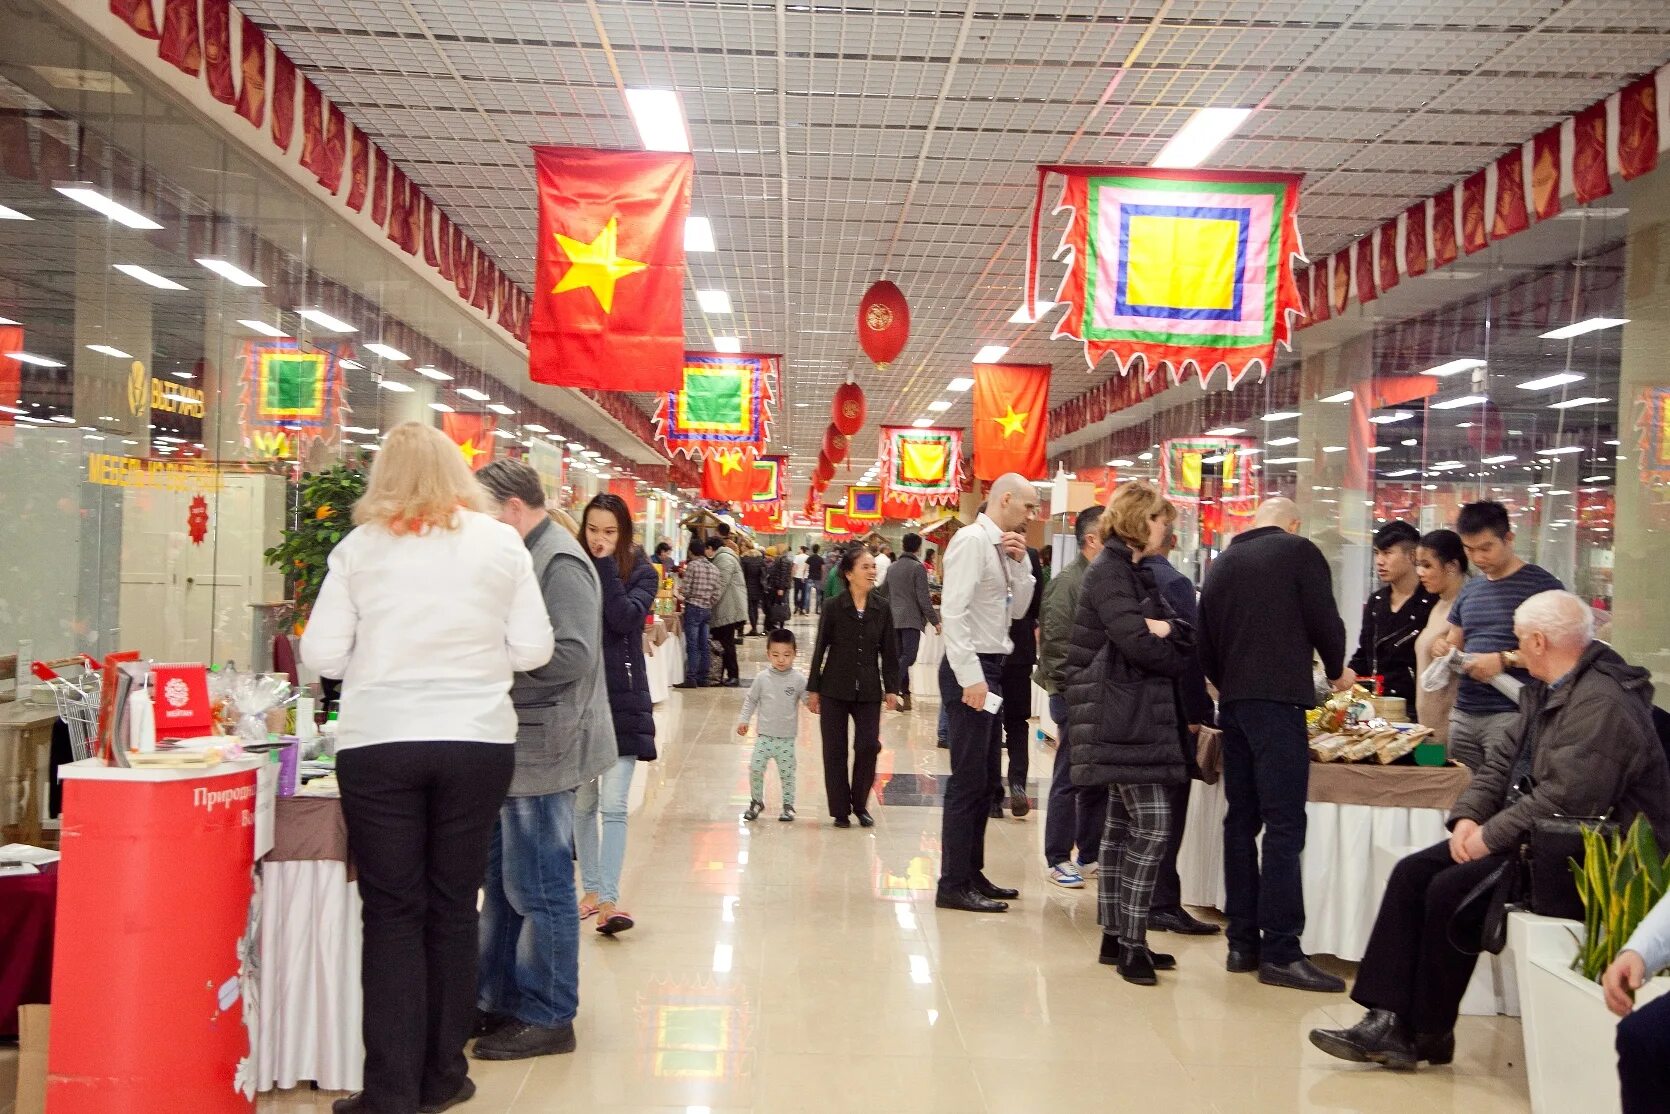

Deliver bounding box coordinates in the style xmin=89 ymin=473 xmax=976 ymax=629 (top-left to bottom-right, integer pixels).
xmin=32 ymin=655 xmax=103 ymax=762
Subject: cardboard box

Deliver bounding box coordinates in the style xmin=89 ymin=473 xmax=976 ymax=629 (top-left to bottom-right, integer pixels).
xmin=16 ymin=1004 xmax=48 ymax=1114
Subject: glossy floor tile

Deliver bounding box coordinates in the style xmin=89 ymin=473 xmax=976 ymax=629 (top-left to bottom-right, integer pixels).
xmin=249 ymin=616 xmax=1529 ymax=1113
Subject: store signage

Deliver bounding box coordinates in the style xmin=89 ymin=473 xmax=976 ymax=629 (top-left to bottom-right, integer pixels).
xmin=87 ymin=452 xmax=221 ymax=493
xmin=151 ymin=378 xmax=205 ymax=418
xmin=150 ymin=663 xmax=212 ymax=738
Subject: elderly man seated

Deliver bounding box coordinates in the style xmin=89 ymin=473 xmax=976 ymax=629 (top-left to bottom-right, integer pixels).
xmin=1310 ymin=589 xmax=1670 ymax=1070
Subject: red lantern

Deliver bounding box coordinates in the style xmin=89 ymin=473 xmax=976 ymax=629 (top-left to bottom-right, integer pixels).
xmin=831 ymin=381 xmax=866 ymax=436
xmin=822 ymin=423 xmax=849 ymax=465
xmin=813 ymin=453 xmax=835 ymax=485
xmin=857 ymin=280 xmax=909 ymax=368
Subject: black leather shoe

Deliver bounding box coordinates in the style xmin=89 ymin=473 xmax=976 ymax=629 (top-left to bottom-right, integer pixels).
xmin=1226 ymin=947 xmax=1261 ymax=973
xmin=473 ymin=1009 xmax=513 ymax=1039
xmin=935 ymin=887 xmax=1008 ymax=913
xmin=418 ymin=1077 xmax=479 ymax=1112
xmin=855 ymin=811 xmax=875 ymax=828
xmin=1117 ymin=943 xmax=1158 ymax=986
xmin=332 ymin=1097 xmax=370 ymax=1114
xmin=1259 ymin=958 xmax=1347 ymax=993
xmin=472 ymin=1021 xmax=577 ymax=1061
xmin=1100 ymin=936 xmax=1175 ymax=970
xmin=973 ymin=875 xmax=1020 ymax=901
xmin=1416 ymin=1030 xmax=1455 ymax=1065
xmin=1309 ymin=1009 xmax=1417 ymax=1070
xmin=988 ymin=802 xmax=1004 ymax=819
xmin=1010 ymin=788 xmax=1030 ymax=818
xmin=1149 ymin=908 xmax=1223 ymax=936
xmin=832 ymin=816 xmax=852 ymax=829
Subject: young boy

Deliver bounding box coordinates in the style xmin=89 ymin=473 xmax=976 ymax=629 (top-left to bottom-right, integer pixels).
xmin=736 ymin=629 xmax=807 ymax=822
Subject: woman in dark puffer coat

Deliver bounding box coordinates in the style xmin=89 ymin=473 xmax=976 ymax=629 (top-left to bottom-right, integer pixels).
xmin=1064 ymin=480 xmax=1196 ymax=986
xmin=576 ymin=493 xmax=658 ymax=936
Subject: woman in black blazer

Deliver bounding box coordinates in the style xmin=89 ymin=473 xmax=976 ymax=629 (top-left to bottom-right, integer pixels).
xmin=808 ymin=547 xmax=900 ymax=828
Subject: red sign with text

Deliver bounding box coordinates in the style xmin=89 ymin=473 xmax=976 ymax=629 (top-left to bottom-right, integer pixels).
xmin=150 ymin=663 xmax=213 ymax=738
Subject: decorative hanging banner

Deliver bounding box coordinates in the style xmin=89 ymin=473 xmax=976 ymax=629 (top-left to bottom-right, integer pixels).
xmin=234 ymin=12 xmax=265 ymax=127
xmin=856 ymin=280 xmax=910 ymax=368
xmin=1619 ymin=74 xmax=1660 ymax=182
xmin=973 ymin=363 xmax=1050 ymax=482
xmin=1431 ymin=185 xmax=1459 ymax=268
xmin=882 ymin=492 xmax=925 ymax=521
xmin=846 ymin=486 xmax=883 ymax=523
xmin=1404 ymin=200 xmax=1429 ymax=276
xmin=653 ymin=352 xmax=779 ymax=458
xmin=749 ymin=454 xmax=787 ymax=505
xmin=441 ymin=412 xmax=497 ymax=471
xmin=878 ymin=425 xmax=963 ymax=507
xmin=1159 ymin=436 xmax=1260 ymax=513
xmin=1376 ymin=221 xmax=1399 ymax=294
xmin=1354 ymin=239 xmax=1376 ymax=305
xmin=1461 ymin=169 xmax=1488 ymax=255
xmin=1492 ymin=149 xmax=1529 ymax=240
xmin=237 ymin=339 xmax=347 ymax=460
xmin=700 ymin=447 xmax=757 ymax=503
xmin=823 ymin=506 xmax=852 ymax=536
xmin=1030 ymin=165 xmax=1304 ymax=387
xmin=1573 ymin=101 xmax=1611 ymax=203
xmin=1635 ymin=386 xmax=1670 ymax=489
xmin=831 ymin=381 xmax=867 ymax=435
xmin=1531 ymin=124 xmax=1562 ymax=221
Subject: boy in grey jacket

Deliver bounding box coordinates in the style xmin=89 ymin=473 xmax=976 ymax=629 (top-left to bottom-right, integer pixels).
xmin=737 ymin=629 xmax=809 ymax=822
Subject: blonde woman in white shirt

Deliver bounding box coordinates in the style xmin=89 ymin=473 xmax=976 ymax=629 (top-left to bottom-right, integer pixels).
xmin=302 ymin=421 xmax=554 ymax=1114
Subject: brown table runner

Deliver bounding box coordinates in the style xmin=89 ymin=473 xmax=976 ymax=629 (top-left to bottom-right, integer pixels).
xmin=267 ymin=796 xmax=352 ymax=878
xmin=1306 ymin=762 xmax=1470 ymax=810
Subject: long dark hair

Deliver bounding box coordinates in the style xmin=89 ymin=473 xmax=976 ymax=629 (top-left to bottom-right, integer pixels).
xmin=1419 ymin=528 xmax=1469 ymax=576
xmin=582 ymin=493 xmax=636 ymax=581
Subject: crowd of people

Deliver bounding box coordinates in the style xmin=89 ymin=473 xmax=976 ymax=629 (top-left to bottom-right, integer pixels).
xmin=296 ymin=422 xmax=1670 ymax=1114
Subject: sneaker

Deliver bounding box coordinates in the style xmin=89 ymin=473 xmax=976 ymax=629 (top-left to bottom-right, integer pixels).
xmin=743 ymin=799 xmax=764 ymax=822
xmin=470 ymin=1020 xmax=577 ymax=1061
xmin=779 ymin=805 xmax=796 ymax=822
xmin=1075 ymin=859 xmax=1099 ymax=878
xmin=1048 ymin=862 xmax=1086 ymax=888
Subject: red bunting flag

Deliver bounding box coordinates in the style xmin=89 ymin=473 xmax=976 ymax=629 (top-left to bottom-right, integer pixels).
xmin=345 ymin=128 xmax=369 ymax=211
xmin=423 ymin=197 xmax=439 ymax=268
xmin=111 ymin=0 xmax=161 ymax=39
xmin=1331 ymin=253 xmax=1349 ymax=315
xmin=388 ymin=167 xmax=409 ymax=249
xmin=701 ymin=447 xmax=757 ymax=503
xmin=158 ymin=0 xmax=202 ymax=75
xmin=1619 ymin=75 xmax=1659 ymax=182
xmin=1404 ymin=201 xmax=1429 ymax=276
xmin=270 ymin=51 xmax=296 ymax=152
xmin=528 ymin=147 xmax=694 ymax=392
xmin=298 ymin=80 xmax=326 ymax=180
xmin=437 ymin=212 xmax=453 ymax=279
xmin=1376 ymin=221 xmax=1399 ymax=294
xmin=1309 ymin=265 xmax=1330 ymax=323
xmin=319 ymin=103 xmax=347 ymax=193
xmin=235 ymin=13 xmax=266 ymax=127
xmin=1573 ymin=100 xmax=1610 ymax=204
xmin=202 ymin=0 xmax=235 ymax=105
xmin=1354 ymin=239 xmax=1377 ymax=304
xmin=1431 ymin=186 xmax=1458 ymax=268
xmin=972 ymin=363 xmax=1049 ymax=482
xmin=1531 ymin=124 xmax=1562 ymax=221
xmin=1492 ymin=149 xmax=1529 ymax=240
xmin=1461 ymin=169 xmax=1488 ymax=255
xmin=370 ymin=146 xmax=389 ymax=226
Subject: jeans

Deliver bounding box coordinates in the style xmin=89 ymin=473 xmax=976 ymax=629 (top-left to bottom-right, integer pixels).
xmin=478 ymin=789 xmax=579 ymax=1029
xmin=575 ymin=755 xmax=637 ymax=905
xmin=1220 ymin=699 xmax=1310 ymax=965
xmin=683 ymin=605 xmax=711 ymax=686
xmin=1447 ymin=708 xmax=1518 ymax=771
xmin=937 ymin=704 xmax=948 ymax=747
xmin=337 ymin=740 xmax=514 ymax=1113
xmin=1042 ymin=693 xmax=1108 ymax=867
xmin=1617 ymin=993 xmax=1670 ymax=1113
xmin=820 ymin=697 xmax=882 ymax=818
xmin=897 ymin=627 xmax=922 ymax=696
xmin=937 ymin=655 xmax=1005 ymax=891
xmin=794 ymin=579 xmax=811 ymax=613
xmin=813 ymin=583 xmax=825 ymax=614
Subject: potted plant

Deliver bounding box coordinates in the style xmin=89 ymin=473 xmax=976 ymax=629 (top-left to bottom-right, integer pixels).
xmin=264 ymin=463 xmax=367 ymax=635
xmin=1512 ymin=816 xmax=1670 ymax=1114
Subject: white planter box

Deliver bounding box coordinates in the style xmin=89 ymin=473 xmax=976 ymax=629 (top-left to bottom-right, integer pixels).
xmin=1510 ymin=910 xmax=1670 ymax=1114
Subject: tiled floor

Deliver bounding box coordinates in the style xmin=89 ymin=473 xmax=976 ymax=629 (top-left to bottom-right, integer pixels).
xmin=13 ymin=615 xmax=1533 ymax=1113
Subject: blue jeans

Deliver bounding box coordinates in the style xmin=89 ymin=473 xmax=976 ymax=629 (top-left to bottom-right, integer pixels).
xmin=683 ymin=605 xmax=711 ymax=685
xmin=576 ymin=756 xmax=636 ymax=905
xmin=897 ymin=627 xmax=922 ymax=696
xmin=1220 ymin=699 xmax=1310 ymax=964
xmin=1042 ymin=693 xmax=1108 ymax=867
xmin=478 ymin=789 xmax=578 ymax=1028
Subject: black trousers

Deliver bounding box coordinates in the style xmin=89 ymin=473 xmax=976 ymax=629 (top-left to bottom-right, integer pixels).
xmin=747 ymin=590 xmax=763 ymax=632
xmin=1220 ymin=699 xmax=1311 ymax=964
xmin=1350 ymin=840 xmax=1509 ymax=1035
xmin=715 ymin=622 xmax=741 ymax=680
xmin=1618 ymin=993 xmax=1670 ymax=1113
xmin=1042 ymin=694 xmax=1108 ymax=867
xmin=1149 ymin=780 xmax=1193 ymax=914
xmin=896 ymin=627 xmax=922 ymax=696
xmin=337 ymin=740 xmax=515 ymax=1113
xmin=992 ymin=665 xmax=1032 ymax=802
xmin=820 ymin=696 xmax=882 ymax=819
xmin=937 ymin=654 xmax=1005 ymax=890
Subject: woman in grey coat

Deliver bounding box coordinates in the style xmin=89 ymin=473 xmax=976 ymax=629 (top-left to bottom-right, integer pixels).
xmin=707 ymin=536 xmax=749 ymax=687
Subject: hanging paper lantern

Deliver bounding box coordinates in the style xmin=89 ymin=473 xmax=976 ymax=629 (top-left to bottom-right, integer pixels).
xmin=856 ymin=280 xmax=909 ymax=368
xmin=822 ymin=423 xmax=850 ymax=465
xmin=813 ymin=452 xmax=835 ymax=485
xmin=831 ymin=381 xmax=867 ymax=436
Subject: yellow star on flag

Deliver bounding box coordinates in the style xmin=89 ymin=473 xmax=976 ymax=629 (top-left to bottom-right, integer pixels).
xmin=717 ymin=449 xmax=745 ymax=475
xmin=993 ymin=405 xmax=1029 ymax=439
xmin=457 ymin=439 xmax=484 ymax=467
xmin=552 ymin=215 xmax=647 ymax=313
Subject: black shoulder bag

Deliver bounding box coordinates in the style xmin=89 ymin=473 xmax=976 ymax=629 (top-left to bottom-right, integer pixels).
xmin=1455 ymin=811 xmax=1617 ymax=956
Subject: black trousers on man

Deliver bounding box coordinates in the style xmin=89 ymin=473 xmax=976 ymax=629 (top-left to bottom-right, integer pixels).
xmin=819 ymin=695 xmax=882 ymax=820
xmin=1349 ymin=841 xmax=1509 ymax=1035
xmin=896 ymin=627 xmax=922 ymax=697
xmin=746 ymin=589 xmax=763 ymax=633
xmin=1618 ymin=993 xmax=1670 ymax=1113
xmin=1220 ymin=699 xmax=1311 ymax=964
xmin=937 ymin=654 xmax=1006 ymax=892
xmin=715 ymin=622 xmax=741 ymax=681
xmin=337 ymin=740 xmax=514 ymax=1113
xmin=991 ymin=663 xmax=1033 ymax=805
xmin=1149 ymin=780 xmax=1194 ymax=916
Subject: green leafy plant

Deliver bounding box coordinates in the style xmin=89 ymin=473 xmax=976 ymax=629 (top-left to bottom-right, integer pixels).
xmin=1571 ymin=815 xmax=1670 ymax=981
xmin=263 ymin=463 xmax=367 ymax=628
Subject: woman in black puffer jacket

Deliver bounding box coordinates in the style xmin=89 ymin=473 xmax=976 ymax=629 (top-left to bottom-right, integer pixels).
xmin=1064 ymin=480 xmax=1196 ymax=987
xmin=577 ymin=494 xmax=658 ymax=936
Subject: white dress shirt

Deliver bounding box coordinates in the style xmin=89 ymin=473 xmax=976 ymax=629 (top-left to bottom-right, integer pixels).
xmin=873 ymin=551 xmax=892 ymax=585
xmin=301 ymin=510 xmax=556 ymax=750
xmin=940 ymin=513 xmax=1036 ymax=688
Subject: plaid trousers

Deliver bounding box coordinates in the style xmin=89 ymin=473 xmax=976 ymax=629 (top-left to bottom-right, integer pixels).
xmin=1096 ymin=782 xmax=1173 ymax=947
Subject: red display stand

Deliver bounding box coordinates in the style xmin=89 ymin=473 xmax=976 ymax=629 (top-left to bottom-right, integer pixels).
xmin=48 ymin=758 xmax=264 ymax=1113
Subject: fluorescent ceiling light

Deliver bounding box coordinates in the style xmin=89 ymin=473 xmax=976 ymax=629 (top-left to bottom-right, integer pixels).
xmin=684 ymin=217 xmax=715 ymax=252
xmin=376 ymin=379 xmax=414 ymax=393
xmin=1548 ymin=396 xmax=1610 ymax=410
xmin=696 ymin=290 xmax=732 ymax=314
xmin=1203 ymin=426 xmax=1245 ymax=436
xmin=1369 ymin=411 xmax=1413 ymax=424
xmin=492 ymin=429 xmax=515 ymax=440
xmin=0 ymin=204 xmax=33 ymax=221
xmin=487 ymin=403 xmax=515 ymax=416
xmin=5 ymin=351 xmax=64 ymax=367
xmin=114 ymin=263 xmax=186 ymax=290
xmin=712 ymin=337 xmax=742 ymax=354
xmin=973 ymin=345 xmax=1009 ymax=364
xmin=1518 ymin=371 xmax=1584 ymax=391
xmin=1557 ymin=207 xmax=1629 ymax=220
xmin=1263 ymin=456 xmax=1313 ymax=465
xmin=1151 ymin=107 xmax=1252 ymax=169
xmin=1430 ymin=461 xmax=1466 ymax=471
xmin=927 ymin=400 xmax=951 ymax=412
xmin=1422 ymin=358 xmax=1486 ymax=378
xmin=1321 ymin=391 xmax=1355 ymax=404
xmin=1367 ymin=446 xmax=1391 ymax=454
xmin=238 ymin=319 xmax=287 ymax=338
xmin=912 ymin=418 xmax=934 ymax=428
xmin=195 ymin=258 xmax=265 ymax=287
xmin=567 ymin=442 xmax=585 ymax=451
xmin=365 ymin=343 xmax=409 ymax=361
xmin=1540 ymin=317 xmax=1628 ymax=340
xmin=1008 ymin=302 xmax=1058 ymax=324
xmin=1262 ymin=411 xmax=1300 ymax=422
xmin=1107 ymin=458 xmax=1134 ymax=467
xmin=1266 ymin=436 xmax=1299 ymax=447
xmin=49 ymin=414 xmax=76 ymax=423
xmin=340 ymin=358 xmax=365 ymax=370
xmin=0 ymin=316 xmax=18 ymax=325
xmin=1537 ymin=445 xmax=1586 ymax=456
xmin=54 ymin=185 xmax=162 ymax=229
xmin=1482 ymin=454 xmax=1518 ymax=465
xmin=525 ymin=423 xmax=550 ymax=433
xmin=414 ymin=365 xmax=452 ymax=381
xmin=947 ymin=377 xmax=974 ymax=392
xmin=297 ymin=309 xmax=357 ymax=332
xmin=428 ymin=402 xmax=455 ymax=413
xmin=456 ymin=388 xmax=491 ymax=402
xmin=1584 ymin=474 xmax=1612 ymax=483
xmin=86 ymin=344 xmax=132 ymax=358
xmin=1431 ymin=394 xmax=1488 ymax=410
xmin=1322 ymin=445 xmax=1346 ymax=453
xmin=624 ymin=88 xmax=691 ymax=152
xmin=1384 ymin=469 xmax=1419 ymax=478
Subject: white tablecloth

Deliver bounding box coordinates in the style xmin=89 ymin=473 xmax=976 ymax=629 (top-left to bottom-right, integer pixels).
xmin=256 ymin=859 xmax=363 ymax=1093
xmin=646 ymin=631 xmax=685 ymax=704
xmin=909 ymin=626 xmax=944 ymax=694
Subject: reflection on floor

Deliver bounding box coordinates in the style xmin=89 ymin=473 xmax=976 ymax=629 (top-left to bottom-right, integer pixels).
xmin=241 ymin=613 xmax=1528 ymax=1113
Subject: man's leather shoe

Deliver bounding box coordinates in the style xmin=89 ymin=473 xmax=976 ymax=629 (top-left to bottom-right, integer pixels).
xmin=832 ymin=816 xmax=852 ymax=828
xmin=855 ymin=811 xmax=875 ymax=828
xmin=1098 ymin=934 xmax=1173 ymax=970
xmin=935 ymin=887 xmax=1008 ymax=913
xmin=473 ymin=1009 xmax=513 ymax=1039
xmin=1309 ymin=1009 xmax=1417 ymax=1070
xmin=472 ymin=1020 xmax=576 ymax=1061
xmin=988 ymin=802 xmax=1004 ymax=819
xmin=900 ymin=694 xmax=913 ymax=712
xmin=1009 ymin=788 xmax=1030 ymax=818
xmin=1226 ymin=947 xmax=1260 ymax=973
xmin=1149 ymin=908 xmax=1222 ymax=936
xmin=1259 ymin=957 xmax=1346 ymax=993
xmin=973 ymin=875 xmax=1019 ymax=901
xmin=1116 ymin=943 xmax=1159 ymax=986
xmin=1416 ymin=1030 xmax=1455 ymax=1065
xmin=418 ymin=1077 xmax=479 ymax=1112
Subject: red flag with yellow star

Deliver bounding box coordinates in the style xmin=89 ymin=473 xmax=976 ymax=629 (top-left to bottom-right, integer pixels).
xmin=441 ymin=412 xmax=496 ymax=472
xmin=701 ymin=447 xmax=757 ymax=503
xmin=971 ymin=363 xmax=1050 ymax=482
xmin=529 ymin=146 xmax=693 ymax=392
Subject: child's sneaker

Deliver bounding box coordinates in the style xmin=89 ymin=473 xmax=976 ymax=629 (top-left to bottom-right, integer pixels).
xmin=1048 ymin=862 xmax=1086 ymax=888
xmin=779 ymin=805 xmax=796 ymax=822
xmin=743 ymin=799 xmax=764 ymax=822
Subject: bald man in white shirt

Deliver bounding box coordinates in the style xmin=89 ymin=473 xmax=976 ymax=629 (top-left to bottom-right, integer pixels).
xmin=935 ymin=473 xmax=1040 ymax=913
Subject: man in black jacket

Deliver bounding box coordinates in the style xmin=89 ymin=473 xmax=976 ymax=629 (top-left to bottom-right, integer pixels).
xmin=1199 ymin=498 xmax=1350 ymax=993
xmin=992 ymin=547 xmax=1043 ymax=818
xmin=1345 ymin=521 xmax=1436 ymax=705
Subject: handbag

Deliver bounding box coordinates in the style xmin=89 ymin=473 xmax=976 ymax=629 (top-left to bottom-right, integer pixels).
xmin=1195 ymin=725 xmax=1223 ymax=785
xmin=1454 ymin=812 xmax=1617 ymax=956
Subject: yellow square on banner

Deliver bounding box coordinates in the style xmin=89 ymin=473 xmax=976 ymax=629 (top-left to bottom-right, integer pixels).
xmin=900 ymin=440 xmax=946 ymax=483
xmin=1180 ymin=451 xmax=1203 ymax=492
xmin=1126 ymin=215 xmax=1238 ymax=310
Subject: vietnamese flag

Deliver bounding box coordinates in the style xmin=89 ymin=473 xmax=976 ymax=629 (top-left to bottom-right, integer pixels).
xmin=529 ymin=146 xmax=693 ymax=392
xmin=202 ymin=0 xmax=235 ymax=105
xmin=441 ymin=412 xmax=496 ymax=471
xmin=1431 ymin=186 xmax=1458 ymax=268
xmin=158 ymin=0 xmax=202 ymax=76
xmin=701 ymin=447 xmax=756 ymax=503
xmin=1404 ymin=200 xmax=1429 ymax=276
xmin=1461 ymin=169 xmax=1487 ymax=255
xmin=1531 ymin=124 xmax=1562 ymax=221
xmin=235 ymin=13 xmax=266 ymax=127
xmin=972 ymin=363 xmax=1049 ymax=482
xmin=1492 ymin=148 xmax=1529 ymax=240
xmin=111 ymin=0 xmax=161 ymax=39
xmin=270 ymin=51 xmax=297 ymax=152
xmin=1573 ymin=100 xmax=1610 ymax=204
xmin=1619 ymin=75 xmax=1659 ymax=182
